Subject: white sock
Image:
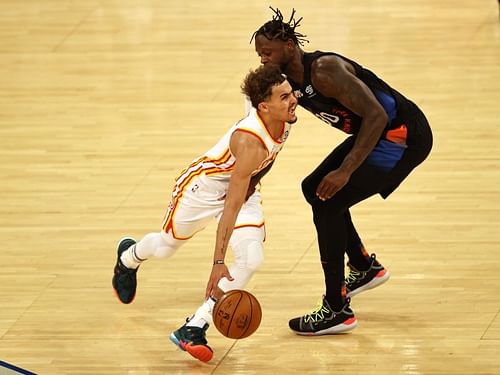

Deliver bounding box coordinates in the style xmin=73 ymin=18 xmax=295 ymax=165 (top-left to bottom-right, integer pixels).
xmin=186 ymin=297 xmax=216 ymax=328
xmin=120 ymin=244 xmax=144 ymax=269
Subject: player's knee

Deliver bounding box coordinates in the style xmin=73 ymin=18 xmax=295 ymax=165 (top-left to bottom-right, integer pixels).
xmin=153 ymin=231 xmax=183 ymax=258
xmin=234 ymin=239 xmax=264 ymax=272
xmin=301 ymin=176 xmax=316 ymax=205
xmin=217 ymin=239 xmax=264 ymax=292
xmin=246 ymin=240 xmax=264 ymax=271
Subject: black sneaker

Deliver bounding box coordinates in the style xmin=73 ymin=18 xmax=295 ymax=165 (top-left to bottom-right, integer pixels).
xmin=346 ymin=253 xmax=390 ymax=298
xmin=112 ymin=237 xmax=138 ymax=304
xmin=288 ymin=297 xmax=357 ymax=335
xmin=170 ymin=321 xmax=213 ymax=362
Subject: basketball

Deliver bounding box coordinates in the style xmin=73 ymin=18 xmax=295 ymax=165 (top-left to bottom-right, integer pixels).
xmin=212 ymin=289 xmax=262 ymax=339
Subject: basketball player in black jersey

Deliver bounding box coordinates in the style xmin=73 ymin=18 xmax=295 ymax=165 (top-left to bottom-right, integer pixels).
xmin=252 ymin=7 xmax=433 ymax=335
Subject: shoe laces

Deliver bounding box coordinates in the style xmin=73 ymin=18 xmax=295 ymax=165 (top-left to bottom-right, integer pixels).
xmin=303 ymin=299 xmax=332 ymax=323
xmin=346 ymin=267 xmax=362 ymax=284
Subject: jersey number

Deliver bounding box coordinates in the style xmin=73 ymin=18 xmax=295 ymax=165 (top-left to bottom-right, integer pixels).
xmin=314 ymin=112 xmax=340 ymax=126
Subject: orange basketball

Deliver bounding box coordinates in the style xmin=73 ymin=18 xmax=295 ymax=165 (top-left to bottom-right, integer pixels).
xmin=212 ymin=289 xmax=262 ymax=339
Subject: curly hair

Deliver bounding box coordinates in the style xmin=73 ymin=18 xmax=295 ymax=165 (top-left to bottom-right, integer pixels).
xmin=250 ymin=7 xmax=309 ymax=46
xmin=241 ymin=65 xmax=286 ymax=108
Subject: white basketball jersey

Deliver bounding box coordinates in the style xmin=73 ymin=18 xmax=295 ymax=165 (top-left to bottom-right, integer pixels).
xmin=175 ymin=108 xmax=291 ymax=188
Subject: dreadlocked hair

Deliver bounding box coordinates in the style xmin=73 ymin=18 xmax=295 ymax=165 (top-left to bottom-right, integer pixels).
xmin=241 ymin=64 xmax=286 ymax=109
xmin=250 ymin=6 xmax=309 ymax=46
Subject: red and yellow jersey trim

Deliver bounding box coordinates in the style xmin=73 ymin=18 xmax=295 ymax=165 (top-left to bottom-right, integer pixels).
xmin=163 ymin=149 xmax=235 ymax=239
xmin=232 ymin=128 xmax=269 ymax=156
xmin=256 ymin=111 xmax=285 ymax=145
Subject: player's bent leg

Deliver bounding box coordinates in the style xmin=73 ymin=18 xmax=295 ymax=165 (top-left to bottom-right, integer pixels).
xmin=170 ymin=227 xmax=265 ymax=361
xmin=168 ymin=230 xmax=265 ymax=363
xmin=169 ymin=214 xmax=264 ymax=361
xmin=181 ymin=228 xmax=265 ymax=345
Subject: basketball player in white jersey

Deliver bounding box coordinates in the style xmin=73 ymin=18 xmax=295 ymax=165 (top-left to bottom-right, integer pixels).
xmin=112 ymin=64 xmax=298 ymax=362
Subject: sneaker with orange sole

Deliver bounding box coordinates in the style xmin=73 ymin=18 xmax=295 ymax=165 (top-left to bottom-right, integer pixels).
xmin=170 ymin=322 xmax=213 ymax=362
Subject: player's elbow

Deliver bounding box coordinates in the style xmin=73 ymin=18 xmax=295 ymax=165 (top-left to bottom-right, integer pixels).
xmin=363 ymin=108 xmax=389 ymax=140
xmin=379 ymin=110 xmax=389 ymax=128
xmin=373 ymin=107 xmax=389 ymax=131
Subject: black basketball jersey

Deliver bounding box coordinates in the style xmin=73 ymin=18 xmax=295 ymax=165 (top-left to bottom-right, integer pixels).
xmin=288 ymin=51 xmax=413 ymax=137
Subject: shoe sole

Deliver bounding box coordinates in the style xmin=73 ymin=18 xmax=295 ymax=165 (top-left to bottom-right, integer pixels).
xmin=347 ymin=269 xmax=390 ymax=298
xmin=293 ymin=317 xmax=358 ymax=336
xmin=112 ymin=236 xmax=137 ymax=304
xmin=169 ymin=333 xmax=213 ymax=362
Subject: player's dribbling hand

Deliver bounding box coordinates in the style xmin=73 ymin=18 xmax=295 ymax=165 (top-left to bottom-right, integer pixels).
xmin=205 ymin=264 xmax=234 ymax=299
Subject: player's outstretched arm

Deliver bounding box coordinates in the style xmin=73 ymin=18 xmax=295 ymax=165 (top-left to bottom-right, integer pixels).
xmin=205 ymin=132 xmax=267 ymax=299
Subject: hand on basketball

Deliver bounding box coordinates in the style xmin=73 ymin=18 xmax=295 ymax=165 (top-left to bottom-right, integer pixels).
xmin=316 ymin=169 xmax=350 ymax=201
xmin=205 ymin=264 xmax=234 ymax=299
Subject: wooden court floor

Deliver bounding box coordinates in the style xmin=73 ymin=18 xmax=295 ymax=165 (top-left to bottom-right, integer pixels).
xmin=1 ymin=0 xmax=499 ymax=374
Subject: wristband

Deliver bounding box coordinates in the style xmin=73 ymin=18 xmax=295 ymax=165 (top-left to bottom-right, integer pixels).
xmin=213 ymin=259 xmax=224 ymax=265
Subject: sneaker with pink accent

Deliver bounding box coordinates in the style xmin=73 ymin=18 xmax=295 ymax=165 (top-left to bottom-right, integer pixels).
xmin=346 ymin=253 xmax=390 ymax=297
xmin=170 ymin=321 xmax=213 ymax=362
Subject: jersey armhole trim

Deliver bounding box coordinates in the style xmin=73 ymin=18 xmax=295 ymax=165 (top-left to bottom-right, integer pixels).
xmin=232 ymin=128 xmax=269 ymax=156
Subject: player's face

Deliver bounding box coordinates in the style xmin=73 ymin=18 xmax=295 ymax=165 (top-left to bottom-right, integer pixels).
xmin=255 ymin=35 xmax=293 ymax=70
xmin=266 ymin=80 xmax=298 ymax=124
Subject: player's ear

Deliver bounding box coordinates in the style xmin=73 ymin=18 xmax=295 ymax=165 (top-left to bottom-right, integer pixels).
xmin=257 ymin=101 xmax=269 ymax=113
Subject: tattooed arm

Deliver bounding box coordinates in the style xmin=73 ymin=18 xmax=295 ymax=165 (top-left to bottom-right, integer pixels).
xmin=311 ymin=56 xmax=388 ymax=200
xmin=205 ymin=131 xmax=267 ymax=299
